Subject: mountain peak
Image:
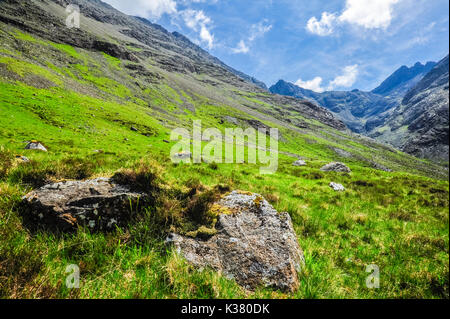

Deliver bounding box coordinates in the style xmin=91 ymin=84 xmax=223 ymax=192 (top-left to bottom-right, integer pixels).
xmin=372 ymin=61 xmax=437 ymax=96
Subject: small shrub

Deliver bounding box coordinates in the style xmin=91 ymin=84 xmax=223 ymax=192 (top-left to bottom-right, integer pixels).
xmin=113 ymin=159 xmax=163 ymax=194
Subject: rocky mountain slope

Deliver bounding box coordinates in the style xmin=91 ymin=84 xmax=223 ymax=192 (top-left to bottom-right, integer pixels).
xmin=270 ymin=80 xmax=396 ymax=133
xmin=371 ymin=55 xmax=449 ymax=162
xmin=270 ymin=59 xmax=449 ymax=162
xmin=372 ymin=61 xmax=436 ymax=101
xmin=270 ymin=61 xmax=438 ymax=134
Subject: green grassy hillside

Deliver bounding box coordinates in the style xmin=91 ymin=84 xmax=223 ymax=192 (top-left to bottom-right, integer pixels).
xmin=0 ymin=21 xmax=449 ymax=299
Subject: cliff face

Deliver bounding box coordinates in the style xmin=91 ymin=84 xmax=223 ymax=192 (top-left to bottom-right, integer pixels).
xmin=270 ymin=57 xmax=449 ymax=162
xmin=269 ymin=80 xmax=396 ymax=133
xmin=372 ymin=56 xmax=449 ymax=161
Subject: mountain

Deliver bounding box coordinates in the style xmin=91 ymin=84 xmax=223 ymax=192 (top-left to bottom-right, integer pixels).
xmin=372 ymin=61 xmax=436 ymax=100
xmin=269 ymin=80 xmax=396 ymax=133
xmin=269 ymin=58 xmax=448 ymax=161
xmin=370 ymin=55 xmax=449 ymax=161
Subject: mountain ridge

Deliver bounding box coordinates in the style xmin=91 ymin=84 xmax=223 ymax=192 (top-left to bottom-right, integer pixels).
xmin=269 ymin=57 xmax=449 ymax=161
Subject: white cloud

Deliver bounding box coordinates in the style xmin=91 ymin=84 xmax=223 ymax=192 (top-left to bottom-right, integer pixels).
xmin=104 ymin=1 xmax=216 ymax=50
xmin=306 ymin=12 xmax=337 ymax=36
xmin=295 ymin=65 xmax=359 ymax=92
xmin=328 ymin=64 xmax=359 ymax=90
xmin=181 ymin=9 xmax=214 ymax=49
xmin=339 ymin=0 xmax=399 ymax=29
xmin=295 ymin=77 xmax=326 ymax=92
xmin=306 ymin=0 xmax=400 ymax=36
xmin=232 ymin=40 xmax=250 ymax=54
xmin=232 ymin=20 xmax=272 ymax=54
xmin=103 ymin=0 xmax=177 ymax=19
xmin=249 ymin=20 xmax=273 ymax=41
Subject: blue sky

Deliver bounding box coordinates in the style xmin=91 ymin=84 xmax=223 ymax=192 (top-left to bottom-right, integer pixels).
xmin=103 ymin=0 xmax=449 ymax=91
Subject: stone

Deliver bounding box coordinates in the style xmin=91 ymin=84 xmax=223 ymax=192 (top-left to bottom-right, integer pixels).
xmin=25 ymin=141 xmax=47 ymax=152
xmin=172 ymin=152 xmax=192 ymax=161
xmin=130 ymin=126 xmax=138 ymax=132
xmin=331 ymin=147 xmax=352 ymax=158
xmin=15 ymin=155 xmax=30 ymax=162
xmin=329 ymin=182 xmax=345 ymax=191
xmin=22 ymin=178 xmax=150 ymax=232
xmin=370 ymin=161 xmax=392 ymax=172
xmin=320 ymin=162 xmax=351 ymax=173
xmin=166 ymin=191 xmax=305 ymax=292
xmin=292 ymin=159 xmax=307 ymax=167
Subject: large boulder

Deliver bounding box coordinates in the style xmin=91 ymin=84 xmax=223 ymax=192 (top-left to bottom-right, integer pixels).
xmin=320 ymin=162 xmax=351 ymax=173
xmin=166 ymin=191 xmax=305 ymax=292
xmin=22 ymin=178 xmax=150 ymax=232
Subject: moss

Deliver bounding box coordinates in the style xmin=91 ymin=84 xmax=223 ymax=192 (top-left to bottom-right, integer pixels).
xmin=209 ymin=203 xmax=233 ymax=217
xmin=253 ymin=195 xmax=264 ymax=209
xmin=186 ymin=226 xmax=218 ymax=239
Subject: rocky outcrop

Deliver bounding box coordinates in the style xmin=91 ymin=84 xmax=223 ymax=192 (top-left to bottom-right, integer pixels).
xmin=22 ymin=178 xmax=150 ymax=232
xmin=166 ymin=191 xmax=305 ymax=292
xmin=320 ymin=162 xmax=351 ymax=173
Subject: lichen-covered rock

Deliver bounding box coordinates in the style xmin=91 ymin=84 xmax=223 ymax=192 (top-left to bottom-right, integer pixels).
xmin=22 ymin=178 xmax=150 ymax=232
xmin=320 ymin=162 xmax=351 ymax=173
xmin=166 ymin=191 xmax=305 ymax=292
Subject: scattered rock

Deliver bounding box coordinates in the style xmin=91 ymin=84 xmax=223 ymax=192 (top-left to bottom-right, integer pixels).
xmin=22 ymin=178 xmax=150 ymax=232
xmin=320 ymin=162 xmax=351 ymax=173
xmin=25 ymin=141 xmax=47 ymax=152
xmin=329 ymin=182 xmax=345 ymax=191
xmin=224 ymin=116 xmax=239 ymax=125
xmin=15 ymin=155 xmax=30 ymax=162
xmin=166 ymin=191 xmax=305 ymax=292
xmin=331 ymin=147 xmax=353 ymax=158
xmin=370 ymin=161 xmax=392 ymax=172
xmin=172 ymin=152 xmax=192 ymax=161
xmin=292 ymin=159 xmax=307 ymax=167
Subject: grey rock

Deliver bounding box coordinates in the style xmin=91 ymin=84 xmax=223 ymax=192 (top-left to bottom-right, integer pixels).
xmin=172 ymin=152 xmax=192 ymax=161
xmin=320 ymin=162 xmax=351 ymax=173
xmin=331 ymin=147 xmax=353 ymax=158
xmin=292 ymin=160 xmax=307 ymax=167
xmin=166 ymin=191 xmax=305 ymax=292
xmin=25 ymin=141 xmax=47 ymax=152
xmin=224 ymin=116 xmax=239 ymax=125
xmin=370 ymin=161 xmax=392 ymax=172
xmin=130 ymin=126 xmax=138 ymax=132
xmin=16 ymin=155 xmax=30 ymax=162
xmin=22 ymin=178 xmax=150 ymax=232
xmin=329 ymin=182 xmax=345 ymax=191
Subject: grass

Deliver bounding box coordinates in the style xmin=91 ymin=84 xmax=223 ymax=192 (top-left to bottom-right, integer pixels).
xmin=0 ymin=25 xmax=448 ymax=299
